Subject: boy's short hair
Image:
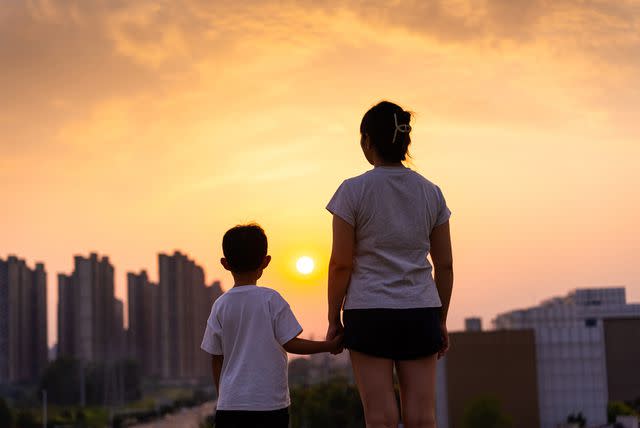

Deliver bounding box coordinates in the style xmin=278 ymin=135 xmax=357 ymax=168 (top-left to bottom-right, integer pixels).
xmin=222 ymin=224 xmax=268 ymax=272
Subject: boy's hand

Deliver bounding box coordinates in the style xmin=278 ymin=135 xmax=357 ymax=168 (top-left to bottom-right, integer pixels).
xmin=328 ymin=334 xmax=344 ymax=355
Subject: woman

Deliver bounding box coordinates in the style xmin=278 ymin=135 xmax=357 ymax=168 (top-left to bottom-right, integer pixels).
xmin=326 ymin=101 xmax=453 ymax=428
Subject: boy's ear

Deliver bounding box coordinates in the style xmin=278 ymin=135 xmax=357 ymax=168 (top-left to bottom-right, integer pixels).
xmin=361 ymin=134 xmax=370 ymax=149
xmin=261 ymin=255 xmax=271 ymax=270
xmin=221 ymin=258 xmax=231 ymax=271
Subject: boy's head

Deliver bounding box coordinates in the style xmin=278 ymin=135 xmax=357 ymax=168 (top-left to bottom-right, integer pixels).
xmin=221 ymin=223 xmax=270 ymax=274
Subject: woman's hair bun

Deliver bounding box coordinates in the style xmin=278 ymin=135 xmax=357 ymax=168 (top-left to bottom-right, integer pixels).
xmin=360 ymin=101 xmax=412 ymax=162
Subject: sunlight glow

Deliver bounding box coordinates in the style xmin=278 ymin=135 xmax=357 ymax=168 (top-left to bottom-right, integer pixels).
xmin=296 ymin=256 xmax=315 ymax=275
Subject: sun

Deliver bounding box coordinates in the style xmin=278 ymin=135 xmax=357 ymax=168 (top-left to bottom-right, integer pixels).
xmin=296 ymin=256 xmax=315 ymax=275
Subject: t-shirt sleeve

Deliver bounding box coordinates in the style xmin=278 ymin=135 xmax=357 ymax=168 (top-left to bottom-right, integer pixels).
xmin=270 ymin=293 xmax=303 ymax=345
xmin=434 ymin=185 xmax=452 ymax=227
xmin=201 ymin=303 xmax=223 ymax=355
xmin=326 ymin=180 xmax=357 ymax=226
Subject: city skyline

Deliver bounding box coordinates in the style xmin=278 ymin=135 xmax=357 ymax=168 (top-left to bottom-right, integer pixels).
xmin=4 ymin=251 xmax=637 ymax=426
xmin=2 ymin=249 xmax=639 ymax=348
xmin=434 ymin=287 xmax=640 ymax=428
xmin=2 ymin=1 xmax=640 ymax=348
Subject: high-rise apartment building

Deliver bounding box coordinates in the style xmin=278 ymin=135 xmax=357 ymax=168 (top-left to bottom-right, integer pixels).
xmin=157 ymin=252 xmax=222 ymax=380
xmin=113 ymin=298 xmax=125 ymax=360
xmin=0 ymin=256 xmax=48 ymax=384
xmin=127 ymin=270 xmax=160 ymax=377
xmin=57 ymin=273 xmax=74 ymax=358
xmin=493 ymin=287 xmax=640 ymax=428
xmin=57 ymin=253 xmax=123 ymax=362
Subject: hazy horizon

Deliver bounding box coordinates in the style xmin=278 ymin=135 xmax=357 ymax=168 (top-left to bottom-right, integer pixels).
xmin=2 ymin=1 xmax=639 ymax=347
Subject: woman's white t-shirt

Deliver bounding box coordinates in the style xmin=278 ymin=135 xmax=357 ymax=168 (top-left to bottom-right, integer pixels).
xmin=200 ymin=285 xmax=302 ymax=411
xmin=326 ymin=166 xmax=451 ymax=310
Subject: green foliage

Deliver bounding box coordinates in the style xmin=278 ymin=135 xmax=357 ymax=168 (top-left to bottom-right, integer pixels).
xmin=608 ymin=401 xmax=638 ymax=423
xmin=567 ymin=412 xmax=587 ymax=427
xmin=4 ymin=406 xmax=110 ymax=428
xmin=121 ymin=359 xmax=143 ymax=402
xmin=0 ymin=397 xmax=13 ymax=428
xmin=290 ymin=377 xmax=364 ymax=428
xmin=15 ymin=410 xmax=38 ymax=428
xmin=463 ymin=397 xmax=512 ymax=428
xmin=40 ymin=357 xmax=142 ymax=406
xmin=40 ymin=357 xmax=82 ymax=405
xmin=288 ymin=358 xmax=312 ymax=385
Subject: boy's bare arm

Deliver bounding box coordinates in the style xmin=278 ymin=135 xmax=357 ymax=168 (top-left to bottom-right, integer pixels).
xmin=211 ymin=355 xmax=223 ymax=392
xmin=283 ymin=336 xmax=342 ymax=355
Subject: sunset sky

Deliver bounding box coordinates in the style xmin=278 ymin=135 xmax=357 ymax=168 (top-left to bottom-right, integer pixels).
xmin=2 ymin=0 xmax=639 ymax=347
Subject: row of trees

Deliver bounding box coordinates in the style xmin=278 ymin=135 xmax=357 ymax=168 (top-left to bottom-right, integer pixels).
xmin=1 ymin=356 xmax=220 ymax=428
xmin=199 ymin=376 xmax=517 ymax=428
xmin=205 ymin=375 xmax=640 ymax=428
xmin=0 ymin=357 xmax=142 ymax=427
xmin=0 ymin=399 xmax=109 ymax=428
xmin=40 ymin=357 xmax=142 ymax=406
xmin=0 ymin=392 xmax=212 ymax=428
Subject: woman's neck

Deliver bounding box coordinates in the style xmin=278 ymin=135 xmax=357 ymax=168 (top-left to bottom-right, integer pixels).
xmin=374 ymin=161 xmax=404 ymax=167
xmin=371 ymin=152 xmax=404 ymax=168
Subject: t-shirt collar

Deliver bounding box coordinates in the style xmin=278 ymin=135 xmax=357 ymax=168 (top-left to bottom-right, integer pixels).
xmin=373 ymin=165 xmax=409 ymax=172
xmin=226 ymin=285 xmax=258 ymax=293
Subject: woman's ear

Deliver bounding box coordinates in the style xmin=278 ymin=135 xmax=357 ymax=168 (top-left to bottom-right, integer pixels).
xmin=221 ymin=258 xmax=231 ymax=271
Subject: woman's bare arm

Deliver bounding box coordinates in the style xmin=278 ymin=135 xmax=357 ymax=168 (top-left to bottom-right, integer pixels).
xmin=327 ymin=215 xmax=355 ymax=333
xmin=430 ymin=220 xmax=453 ymax=323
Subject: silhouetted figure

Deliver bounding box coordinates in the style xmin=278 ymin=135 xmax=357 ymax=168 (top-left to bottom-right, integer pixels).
xmin=201 ymin=224 xmax=342 ymax=428
xmin=326 ymin=101 xmax=454 ymax=428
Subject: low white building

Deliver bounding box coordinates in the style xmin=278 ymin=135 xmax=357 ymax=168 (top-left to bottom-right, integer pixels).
xmin=493 ymin=287 xmax=640 ymax=428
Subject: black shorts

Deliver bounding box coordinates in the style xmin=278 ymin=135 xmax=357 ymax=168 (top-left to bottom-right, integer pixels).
xmin=343 ymin=307 xmax=444 ymax=360
xmin=215 ymin=407 xmax=289 ymax=428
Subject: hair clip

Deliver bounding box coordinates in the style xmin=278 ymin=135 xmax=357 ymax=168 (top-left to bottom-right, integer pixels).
xmin=392 ymin=113 xmax=411 ymax=144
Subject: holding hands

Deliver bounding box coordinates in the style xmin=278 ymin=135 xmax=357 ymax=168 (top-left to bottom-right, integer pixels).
xmin=326 ymin=321 xmax=345 ymax=355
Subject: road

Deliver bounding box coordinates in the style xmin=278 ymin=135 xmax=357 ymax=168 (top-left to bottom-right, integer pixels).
xmin=132 ymin=401 xmax=215 ymax=428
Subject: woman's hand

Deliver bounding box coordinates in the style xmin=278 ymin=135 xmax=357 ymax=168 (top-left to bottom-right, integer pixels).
xmin=327 ymin=334 xmax=344 ymax=355
xmin=326 ymin=321 xmax=344 ymax=355
xmin=438 ymin=323 xmax=450 ymax=359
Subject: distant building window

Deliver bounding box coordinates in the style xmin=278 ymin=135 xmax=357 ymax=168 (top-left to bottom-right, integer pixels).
xmin=585 ymin=318 xmax=597 ymax=327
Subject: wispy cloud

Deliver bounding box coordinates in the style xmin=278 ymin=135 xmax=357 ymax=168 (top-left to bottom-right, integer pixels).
xmin=2 ymin=0 xmax=640 ymax=343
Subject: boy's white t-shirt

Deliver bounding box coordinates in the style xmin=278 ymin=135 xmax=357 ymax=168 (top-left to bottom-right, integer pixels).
xmin=326 ymin=166 xmax=451 ymax=310
xmin=200 ymin=285 xmax=302 ymax=411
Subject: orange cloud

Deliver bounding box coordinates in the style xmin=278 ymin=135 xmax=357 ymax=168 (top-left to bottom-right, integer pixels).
xmin=1 ymin=0 xmax=639 ymax=346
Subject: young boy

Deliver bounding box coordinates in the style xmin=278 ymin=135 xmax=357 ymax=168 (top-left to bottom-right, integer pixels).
xmin=201 ymin=224 xmax=342 ymax=428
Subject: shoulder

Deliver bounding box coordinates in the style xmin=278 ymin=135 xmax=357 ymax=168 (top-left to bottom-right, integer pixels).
xmin=261 ymin=286 xmax=286 ymax=300
xmin=407 ymin=169 xmax=431 ymax=184
xmin=409 ymin=170 xmax=445 ymax=192
xmin=259 ymin=287 xmax=290 ymax=307
xmin=210 ymin=293 xmax=228 ymax=313
xmin=348 ymin=169 xmax=376 ymax=185
xmin=336 ymin=170 xmax=376 ymax=192
xmin=338 ymin=169 xmax=376 ymax=185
